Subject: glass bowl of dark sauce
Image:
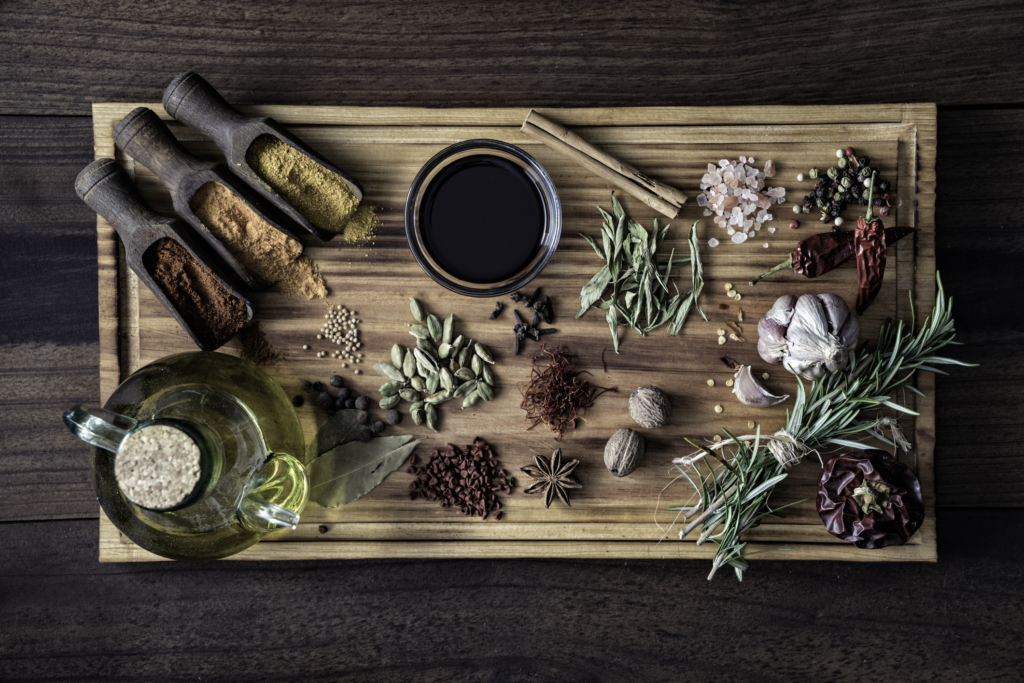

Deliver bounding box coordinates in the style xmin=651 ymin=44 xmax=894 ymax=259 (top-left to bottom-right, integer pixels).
xmin=405 ymin=140 xmax=561 ymax=297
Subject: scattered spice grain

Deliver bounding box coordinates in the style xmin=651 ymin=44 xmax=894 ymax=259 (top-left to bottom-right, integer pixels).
xmin=408 ymin=438 xmax=510 ymax=519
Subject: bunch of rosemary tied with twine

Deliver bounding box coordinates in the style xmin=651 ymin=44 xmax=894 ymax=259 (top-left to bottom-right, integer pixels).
xmin=668 ymin=273 xmax=973 ymax=581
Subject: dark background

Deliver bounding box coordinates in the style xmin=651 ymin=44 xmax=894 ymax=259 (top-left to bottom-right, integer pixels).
xmin=2 ymin=1 xmax=1023 ymax=680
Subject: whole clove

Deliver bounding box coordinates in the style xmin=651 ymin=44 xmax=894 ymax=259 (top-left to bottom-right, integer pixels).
xmin=532 ymin=310 xmax=541 ymax=328
xmin=538 ymin=327 xmax=557 ymax=336
xmin=513 ymin=309 xmax=525 ymax=327
xmin=489 ymin=302 xmax=504 ymax=319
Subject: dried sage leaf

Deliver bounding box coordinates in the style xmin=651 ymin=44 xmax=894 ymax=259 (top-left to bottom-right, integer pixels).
xmin=308 ymin=435 xmax=421 ymax=507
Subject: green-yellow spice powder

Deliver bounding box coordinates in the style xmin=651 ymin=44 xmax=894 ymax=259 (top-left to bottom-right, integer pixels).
xmin=246 ymin=135 xmax=359 ymax=234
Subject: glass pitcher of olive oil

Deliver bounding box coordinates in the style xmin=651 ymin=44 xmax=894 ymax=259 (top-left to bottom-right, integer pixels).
xmin=63 ymin=352 xmax=308 ymax=560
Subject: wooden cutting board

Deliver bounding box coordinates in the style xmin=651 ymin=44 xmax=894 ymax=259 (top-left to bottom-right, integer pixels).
xmin=91 ymin=103 xmax=936 ymax=563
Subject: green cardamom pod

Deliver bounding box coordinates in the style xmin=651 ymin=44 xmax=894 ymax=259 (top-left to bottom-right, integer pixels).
xmin=410 ymin=297 xmax=425 ymax=322
xmin=379 ymin=394 xmax=401 ymax=410
xmin=425 ymin=390 xmax=450 ymax=405
xmin=408 ymin=324 xmax=430 ymax=340
xmin=462 ymin=392 xmax=480 ymax=409
xmin=481 ymin=363 xmax=494 ymax=386
xmin=413 ymin=347 xmax=437 ymax=369
xmin=425 ymin=403 xmax=439 ymax=432
xmin=403 ymin=348 xmax=417 ymax=378
xmin=454 ymin=380 xmax=477 ymax=398
xmin=454 ymin=367 xmax=475 ymax=382
xmin=442 ymin=314 xmax=454 ymax=345
xmin=426 ymin=313 xmax=442 ymax=342
xmin=451 ymin=334 xmax=464 ymax=352
xmin=416 ymin=337 xmax=438 ymax=360
xmin=391 ymin=344 xmax=405 ymax=369
xmin=377 ymin=362 xmax=404 ymax=382
xmin=426 ymin=372 xmax=440 ymax=394
xmin=474 ymin=342 xmax=494 ymax=364
xmin=476 ymin=381 xmax=495 ymax=402
xmin=410 ymin=376 xmax=425 ymax=392
xmin=379 ymin=380 xmax=404 ymax=397
xmin=458 ymin=347 xmax=470 ymax=367
xmin=417 ymin=360 xmax=431 ymax=379
xmin=409 ymin=401 xmax=425 ymax=414
xmin=437 ymin=342 xmax=452 ymax=359
xmin=450 ymin=359 xmax=461 ymax=373
xmin=411 ymin=408 xmax=426 ymax=426
xmin=439 ymin=367 xmax=454 ymax=391
xmin=471 ymin=353 xmax=483 ymax=377
xmin=399 ymin=387 xmax=420 ymax=402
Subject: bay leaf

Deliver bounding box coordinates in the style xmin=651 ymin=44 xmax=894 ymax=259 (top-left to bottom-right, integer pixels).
xmin=305 ymin=409 xmax=372 ymax=463
xmin=308 ymin=435 xmax=421 ymax=507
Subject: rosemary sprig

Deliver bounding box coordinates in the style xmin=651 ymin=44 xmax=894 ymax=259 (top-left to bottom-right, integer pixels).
xmin=673 ymin=272 xmax=973 ymax=581
xmin=578 ymin=193 xmax=704 ymax=351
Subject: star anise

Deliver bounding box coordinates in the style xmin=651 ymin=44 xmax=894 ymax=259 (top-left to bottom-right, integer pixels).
xmin=520 ymin=448 xmax=582 ymax=508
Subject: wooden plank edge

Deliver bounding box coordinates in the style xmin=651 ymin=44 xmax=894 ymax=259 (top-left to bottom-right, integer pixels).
xmin=92 ymin=103 xmax=916 ymax=128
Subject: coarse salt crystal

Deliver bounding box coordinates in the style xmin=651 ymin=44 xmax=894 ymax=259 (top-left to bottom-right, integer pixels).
xmin=763 ymin=242 xmax=769 ymax=248
xmin=708 ymin=238 xmax=719 ymax=247
xmin=768 ymin=227 xmax=776 ymax=233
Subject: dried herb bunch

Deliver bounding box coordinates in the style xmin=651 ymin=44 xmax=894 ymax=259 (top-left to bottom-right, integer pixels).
xmin=577 ymin=193 xmax=706 ymax=353
xmin=669 ymin=273 xmax=972 ymax=581
xmin=520 ymin=346 xmax=616 ymax=440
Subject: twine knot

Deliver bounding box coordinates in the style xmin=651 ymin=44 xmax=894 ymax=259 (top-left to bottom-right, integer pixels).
xmin=877 ymin=416 xmax=912 ymax=453
xmin=768 ymin=429 xmax=809 ymax=470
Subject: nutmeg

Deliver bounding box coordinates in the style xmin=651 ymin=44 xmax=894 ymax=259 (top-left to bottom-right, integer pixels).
xmin=604 ymin=428 xmax=645 ymax=477
xmin=628 ymin=385 xmax=671 ymax=429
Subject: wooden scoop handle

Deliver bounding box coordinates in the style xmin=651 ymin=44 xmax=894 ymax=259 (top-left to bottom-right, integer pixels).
xmin=75 ymin=158 xmax=163 ymax=243
xmin=163 ymin=71 xmax=248 ymax=152
xmin=113 ymin=107 xmax=213 ymax=190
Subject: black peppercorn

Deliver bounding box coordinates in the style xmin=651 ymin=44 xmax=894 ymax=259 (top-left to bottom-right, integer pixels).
xmin=372 ymin=420 xmax=385 ymax=434
xmin=385 ymin=409 xmax=402 ymax=425
xmin=356 ymin=410 xmax=369 ymax=424
xmin=879 ymin=180 xmax=890 ymax=192
xmin=359 ymin=428 xmax=373 ymax=443
xmin=330 ymin=374 xmax=343 ymax=388
xmin=858 ymin=197 xmax=869 ymax=205
xmin=312 ymin=381 xmax=324 ymax=392
xmin=300 ymin=380 xmax=312 ymax=392
xmin=334 ymin=396 xmax=346 ymax=410
xmin=354 ymin=396 xmax=369 ymax=410
xmin=292 ymin=395 xmax=304 ymax=408
xmin=337 ymin=387 xmax=350 ymax=401
xmin=316 ymin=392 xmax=333 ymax=410
xmin=345 ymin=398 xmax=356 ymax=409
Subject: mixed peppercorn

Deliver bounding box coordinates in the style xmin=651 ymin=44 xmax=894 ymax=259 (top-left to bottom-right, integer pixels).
xmin=800 ymin=147 xmax=899 ymax=225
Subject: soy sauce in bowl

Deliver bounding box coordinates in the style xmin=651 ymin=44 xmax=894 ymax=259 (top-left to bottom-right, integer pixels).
xmin=405 ymin=140 xmax=561 ymax=297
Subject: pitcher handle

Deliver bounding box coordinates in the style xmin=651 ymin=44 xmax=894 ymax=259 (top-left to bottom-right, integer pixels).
xmin=239 ymin=494 xmax=301 ymax=530
xmin=238 ymin=452 xmax=309 ymax=532
xmin=62 ymin=405 xmax=138 ymax=452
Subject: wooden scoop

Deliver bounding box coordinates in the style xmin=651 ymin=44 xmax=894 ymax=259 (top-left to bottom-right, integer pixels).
xmin=113 ymin=106 xmax=306 ymax=290
xmin=75 ymin=158 xmax=254 ymax=351
xmin=163 ymin=71 xmax=364 ymax=242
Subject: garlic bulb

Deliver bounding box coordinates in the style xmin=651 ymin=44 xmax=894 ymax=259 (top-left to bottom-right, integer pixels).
xmin=757 ymin=293 xmax=859 ymax=381
xmin=732 ymin=365 xmax=789 ymax=407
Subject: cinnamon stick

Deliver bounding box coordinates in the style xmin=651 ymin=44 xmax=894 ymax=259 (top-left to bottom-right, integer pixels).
xmin=520 ymin=110 xmax=686 ymax=219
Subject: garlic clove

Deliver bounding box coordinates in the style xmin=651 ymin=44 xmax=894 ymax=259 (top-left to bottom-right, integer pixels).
xmin=764 ymin=295 xmax=798 ymax=327
xmin=732 ymin=365 xmax=790 ymax=407
xmin=757 ymin=318 xmax=788 ymax=363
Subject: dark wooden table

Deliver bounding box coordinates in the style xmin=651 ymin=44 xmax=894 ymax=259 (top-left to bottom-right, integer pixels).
xmin=2 ymin=2 xmax=1022 ymax=680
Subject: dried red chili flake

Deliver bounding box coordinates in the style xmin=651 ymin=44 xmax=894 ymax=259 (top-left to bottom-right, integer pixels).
xmin=408 ymin=438 xmax=511 ymax=520
xmin=519 ymin=345 xmax=617 ymax=440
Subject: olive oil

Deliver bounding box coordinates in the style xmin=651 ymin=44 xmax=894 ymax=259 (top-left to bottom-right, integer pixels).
xmin=419 ymin=154 xmax=545 ymax=284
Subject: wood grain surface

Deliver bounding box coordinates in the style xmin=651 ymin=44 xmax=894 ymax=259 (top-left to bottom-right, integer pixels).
xmin=92 ymin=102 xmax=933 ymax=561
xmin=1 ymin=1 xmax=1022 ymax=679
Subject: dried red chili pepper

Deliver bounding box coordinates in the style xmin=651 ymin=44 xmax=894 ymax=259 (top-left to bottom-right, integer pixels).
xmin=817 ymin=448 xmax=925 ymax=549
xmin=854 ymin=178 xmax=886 ymax=314
xmin=750 ymin=174 xmax=915 ymax=287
